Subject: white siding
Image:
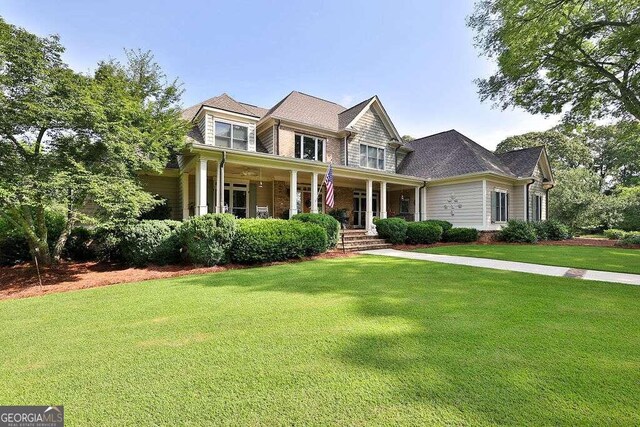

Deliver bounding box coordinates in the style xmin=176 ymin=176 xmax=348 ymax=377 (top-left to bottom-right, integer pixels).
xmin=426 ymin=181 xmax=484 ymax=228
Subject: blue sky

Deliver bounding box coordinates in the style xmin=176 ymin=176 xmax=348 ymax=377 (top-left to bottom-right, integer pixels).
xmin=2 ymin=0 xmax=558 ymax=149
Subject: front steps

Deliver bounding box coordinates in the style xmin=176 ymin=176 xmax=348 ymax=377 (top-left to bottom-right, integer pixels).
xmin=335 ymin=229 xmax=392 ymax=252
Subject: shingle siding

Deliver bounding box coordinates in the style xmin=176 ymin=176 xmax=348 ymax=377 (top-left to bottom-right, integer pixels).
xmin=348 ymin=108 xmax=396 ymax=173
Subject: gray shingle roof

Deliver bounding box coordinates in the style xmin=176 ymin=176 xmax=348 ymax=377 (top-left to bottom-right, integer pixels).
xmin=182 ymin=93 xmax=264 ymax=121
xmin=338 ymin=96 xmax=374 ymax=129
xmin=260 ymin=91 xmax=348 ymax=131
xmin=496 ymin=146 xmax=544 ymax=178
xmin=397 ymin=130 xmax=517 ymax=180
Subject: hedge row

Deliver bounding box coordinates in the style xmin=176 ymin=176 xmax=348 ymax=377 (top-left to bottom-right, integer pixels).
xmin=373 ymin=218 xmax=478 ymax=244
xmin=604 ymin=229 xmax=640 ymax=246
xmin=498 ymin=219 xmax=570 ymax=243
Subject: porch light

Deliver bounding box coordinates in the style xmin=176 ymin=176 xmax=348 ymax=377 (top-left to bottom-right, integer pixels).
xmin=259 ymin=168 xmax=263 ymax=188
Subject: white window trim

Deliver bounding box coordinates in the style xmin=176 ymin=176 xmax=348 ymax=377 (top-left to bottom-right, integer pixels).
xmin=359 ymin=143 xmax=386 ymax=171
xmin=294 ymin=133 xmax=326 ymax=162
xmin=494 ymin=188 xmax=509 ymax=223
xmin=534 ymin=193 xmax=544 ymax=221
xmin=213 ymin=119 xmax=250 ymax=151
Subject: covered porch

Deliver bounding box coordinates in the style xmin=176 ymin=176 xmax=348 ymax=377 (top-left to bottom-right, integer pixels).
xmin=178 ymin=149 xmax=426 ymax=232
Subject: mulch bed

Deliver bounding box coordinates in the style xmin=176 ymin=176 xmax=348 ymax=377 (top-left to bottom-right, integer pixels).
xmin=0 ymin=251 xmax=356 ymax=301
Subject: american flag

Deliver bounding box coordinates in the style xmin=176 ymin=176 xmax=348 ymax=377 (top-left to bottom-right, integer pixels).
xmin=323 ymin=163 xmax=334 ymax=208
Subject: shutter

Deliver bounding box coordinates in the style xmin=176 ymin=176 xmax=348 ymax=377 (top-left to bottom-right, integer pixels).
xmin=490 ymin=191 xmax=496 ymax=223
xmin=248 ymin=124 xmax=256 ymax=152
xmin=506 ymin=193 xmax=509 ymax=221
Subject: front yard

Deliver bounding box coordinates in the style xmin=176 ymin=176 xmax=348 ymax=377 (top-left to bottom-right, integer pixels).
xmin=1 ymin=256 xmax=639 ymax=425
xmin=415 ymin=244 xmax=640 ymax=275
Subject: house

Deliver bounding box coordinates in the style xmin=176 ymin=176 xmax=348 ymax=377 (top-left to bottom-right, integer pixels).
xmin=140 ymin=91 xmax=554 ymax=233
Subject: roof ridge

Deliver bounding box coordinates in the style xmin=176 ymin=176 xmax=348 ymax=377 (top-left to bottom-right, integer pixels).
xmin=339 ymin=96 xmax=375 ymax=115
xmin=497 ymin=145 xmax=545 ymax=155
xmin=292 ymin=90 xmax=346 ymax=108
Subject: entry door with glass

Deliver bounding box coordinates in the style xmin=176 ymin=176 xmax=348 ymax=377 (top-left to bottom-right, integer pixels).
xmin=297 ymin=185 xmax=324 ymax=214
xmin=353 ymin=191 xmax=378 ymax=228
xmin=224 ymin=183 xmax=248 ymax=218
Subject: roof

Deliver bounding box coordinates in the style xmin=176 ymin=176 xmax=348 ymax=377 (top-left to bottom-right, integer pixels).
xmin=181 ymin=93 xmax=265 ymax=121
xmin=397 ymin=130 xmax=518 ymax=180
xmin=496 ymin=146 xmax=544 ymax=178
xmin=260 ymin=91 xmax=347 ymax=132
xmin=338 ymin=96 xmax=374 ymax=129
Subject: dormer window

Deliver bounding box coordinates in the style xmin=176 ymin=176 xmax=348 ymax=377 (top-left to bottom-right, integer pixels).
xmin=359 ymin=144 xmax=385 ymax=170
xmin=295 ymin=134 xmax=325 ymax=161
xmin=215 ymin=121 xmax=248 ymax=150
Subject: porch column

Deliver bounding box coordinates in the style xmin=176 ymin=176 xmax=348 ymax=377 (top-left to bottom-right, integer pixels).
xmin=195 ymin=158 xmax=208 ymax=216
xmin=366 ymin=179 xmax=374 ymax=234
xmin=289 ymin=170 xmax=298 ymax=218
xmin=414 ymin=186 xmax=420 ymax=221
xmin=310 ymin=172 xmax=319 ymax=214
xmin=380 ymin=181 xmax=387 ymax=219
xmin=180 ymin=173 xmax=189 ymax=220
xmin=216 ymin=160 xmax=225 ymax=214
xmin=421 ymin=186 xmax=427 ymax=221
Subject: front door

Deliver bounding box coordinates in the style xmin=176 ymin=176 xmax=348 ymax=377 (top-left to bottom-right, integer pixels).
xmin=353 ymin=191 xmax=378 ymax=228
xmin=224 ymin=183 xmax=248 ymax=218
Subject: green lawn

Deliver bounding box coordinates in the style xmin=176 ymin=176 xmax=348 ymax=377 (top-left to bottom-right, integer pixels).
xmin=416 ymin=244 xmax=640 ymax=275
xmin=1 ymin=256 xmax=639 ymax=425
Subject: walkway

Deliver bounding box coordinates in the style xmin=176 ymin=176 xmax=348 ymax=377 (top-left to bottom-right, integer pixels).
xmin=359 ymin=248 xmax=640 ymax=286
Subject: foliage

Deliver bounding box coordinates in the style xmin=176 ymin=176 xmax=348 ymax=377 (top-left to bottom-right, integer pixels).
xmin=619 ymin=231 xmax=640 ymax=246
xmin=615 ymin=185 xmax=640 ymax=231
xmin=498 ymin=220 xmax=537 ymax=243
xmin=0 ymin=208 xmax=66 ymax=265
xmin=120 ymin=220 xmax=181 ymax=266
xmin=178 ymin=214 xmax=236 ymax=266
xmin=442 ymin=227 xmax=479 ymax=243
xmin=373 ymin=218 xmax=408 ymax=244
xmin=0 ymin=18 xmax=189 ymax=265
xmin=92 ymin=225 xmax=124 ymax=262
xmin=406 ymin=222 xmax=442 ymax=244
xmin=292 ymin=213 xmax=340 ymax=248
xmin=327 ymin=208 xmax=349 ymax=226
xmin=401 ymin=135 xmax=415 ymax=142
xmin=604 ymin=229 xmax=628 ymax=240
xmin=468 ymin=1 xmax=640 ymax=123
xmin=421 ymin=219 xmax=453 ymax=233
xmin=532 ymin=220 xmax=571 ymax=241
xmin=64 ymin=226 xmax=96 ymax=261
xmin=230 ymin=219 xmax=327 ymax=264
xmin=139 ymin=196 xmax=172 ymax=220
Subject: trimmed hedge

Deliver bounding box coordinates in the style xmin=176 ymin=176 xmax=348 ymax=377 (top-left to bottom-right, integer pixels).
xmin=618 ymin=231 xmax=640 ymax=247
xmin=498 ymin=220 xmax=537 ymax=243
xmin=406 ymin=222 xmax=443 ymax=244
xmin=604 ymin=229 xmax=627 ymax=240
xmin=374 ymin=218 xmax=408 ymax=244
xmin=178 ymin=214 xmax=236 ymax=266
xmin=231 ymin=219 xmax=327 ymax=264
xmin=443 ymin=227 xmax=479 ymax=243
xmin=422 ymin=220 xmax=453 ymax=233
xmin=120 ymin=220 xmax=182 ymax=266
xmin=292 ymin=213 xmax=340 ymax=248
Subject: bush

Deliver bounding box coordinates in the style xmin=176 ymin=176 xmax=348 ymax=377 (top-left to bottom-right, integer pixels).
xmin=292 ymin=213 xmax=340 ymax=248
xmin=120 ymin=220 xmax=182 ymax=266
xmin=406 ymin=222 xmax=443 ymax=244
xmin=498 ymin=220 xmax=537 ymax=243
xmin=374 ymin=218 xmax=408 ymax=244
xmin=533 ymin=220 xmax=570 ymax=241
xmin=443 ymin=228 xmax=479 ymax=243
xmin=422 ymin=220 xmax=453 ymax=234
xmin=64 ymin=226 xmax=96 ymax=261
xmin=93 ymin=225 xmax=123 ymax=262
xmin=139 ymin=196 xmax=172 ymax=220
xmin=327 ymin=208 xmax=349 ymax=226
xmin=178 ymin=214 xmax=237 ymax=266
xmin=604 ymin=229 xmax=627 ymax=240
xmin=231 ymin=219 xmax=327 ymax=264
xmin=618 ymin=231 xmax=640 ymax=247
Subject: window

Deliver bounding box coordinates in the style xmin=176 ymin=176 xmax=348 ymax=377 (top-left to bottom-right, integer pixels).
xmin=215 ymin=121 xmax=249 ymax=150
xmin=359 ymin=144 xmax=384 ymax=170
xmin=399 ymin=198 xmax=410 ymax=214
xmin=493 ymin=190 xmax=509 ymax=222
xmin=294 ymin=134 xmax=324 ymax=161
xmin=534 ymin=194 xmax=543 ymax=221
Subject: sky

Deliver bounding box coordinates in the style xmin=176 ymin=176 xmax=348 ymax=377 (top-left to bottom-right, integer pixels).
xmin=2 ymin=0 xmax=560 ymax=150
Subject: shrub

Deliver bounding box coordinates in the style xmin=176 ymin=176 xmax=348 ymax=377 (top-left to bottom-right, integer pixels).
xmin=120 ymin=220 xmax=182 ymax=266
xmin=93 ymin=225 xmax=123 ymax=262
xmin=374 ymin=218 xmax=407 ymax=244
xmin=531 ymin=221 xmax=549 ymax=240
xmin=604 ymin=229 xmax=627 ymax=240
xmin=139 ymin=196 xmax=172 ymax=220
xmin=443 ymin=228 xmax=479 ymax=243
xmin=178 ymin=214 xmax=237 ymax=266
xmin=64 ymin=226 xmax=96 ymax=261
xmin=422 ymin=220 xmax=453 ymax=233
xmin=618 ymin=231 xmax=640 ymax=247
xmin=327 ymin=208 xmax=349 ymax=226
xmin=498 ymin=220 xmax=537 ymax=243
xmin=292 ymin=213 xmax=340 ymax=248
xmin=230 ymin=219 xmax=327 ymax=264
xmin=406 ymin=222 xmax=443 ymax=244
xmin=533 ymin=220 xmax=570 ymax=241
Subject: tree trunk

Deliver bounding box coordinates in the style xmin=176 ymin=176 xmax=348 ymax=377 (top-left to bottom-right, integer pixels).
xmin=52 ymin=211 xmax=75 ymax=263
xmin=26 ymin=235 xmax=52 ymax=266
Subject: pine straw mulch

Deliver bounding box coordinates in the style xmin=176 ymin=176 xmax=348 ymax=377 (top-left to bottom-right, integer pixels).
xmin=0 ymin=251 xmax=357 ymax=301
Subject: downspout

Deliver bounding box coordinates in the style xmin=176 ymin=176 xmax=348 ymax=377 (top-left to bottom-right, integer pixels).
xmin=419 ymin=181 xmax=427 ymax=221
xmin=545 ymin=184 xmax=554 ymax=220
xmin=525 ymin=179 xmax=535 ymax=222
xmin=275 ymin=120 xmax=281 ymax=155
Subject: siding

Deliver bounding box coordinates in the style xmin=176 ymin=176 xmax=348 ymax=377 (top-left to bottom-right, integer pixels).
xmin=140 ymin=175 xmax=181 ymax=220
xmin=529 ymin=165 xmax=547 ymax=220
xmin=511 ymin=184 xmax=525 ymax=221
xmin=277 ymin=125 xmax=339 ymax=164
xmin=200 ymin=112 xmax=257 ymax=151
xmin=257 ymin=125 xmax=275 ymax=154
xmin=348 ymin=108 xmax=396 ymax=173
xmin=426 ymin=181 xmax=484 ymax=228
xmin=485 ymin=180 xmax=515 ymax=229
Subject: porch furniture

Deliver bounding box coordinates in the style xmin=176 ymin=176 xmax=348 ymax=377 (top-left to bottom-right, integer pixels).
xmin=256 ymin=206 xmax=269 ymax=219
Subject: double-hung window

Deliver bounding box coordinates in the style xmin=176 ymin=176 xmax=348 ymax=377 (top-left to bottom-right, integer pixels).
xmin=359 ymin=144 xmax=384 ymax=170
xmin=294 ymin=134 xmax=324 ymax=161
xmin=533 ymin=194 xmax=543 ymax=221
xmin=493 ymin=190 xmax=509 ymax=222
xmin=215 ymin=121 xmax=248 ymax=150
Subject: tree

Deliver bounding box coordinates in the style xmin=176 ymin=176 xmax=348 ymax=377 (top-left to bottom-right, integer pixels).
xmin=468 ymin=1 xmax=640 ymax=123
xmin=584 ymin=121 xmax=640 ymax=187
xmin=402 ymin=135 xmax=415 ymax=142
xmin=495 ymin=128 xmax=592 ymax=169
xmin=0 ymin=19 xmax=189 ymax=265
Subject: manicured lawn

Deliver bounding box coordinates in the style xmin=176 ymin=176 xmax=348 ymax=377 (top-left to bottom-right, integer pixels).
xmin=1 ymin=256 xmax=639 ymax=425
xmin=416 ymin=244 xmax=640 ymax=275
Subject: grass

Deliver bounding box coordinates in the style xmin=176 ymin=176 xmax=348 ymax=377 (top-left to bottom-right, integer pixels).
xmin=1 ymin=256 xmax=640 ymax=425
xmin=416 ymin=244 xmax=640 ymax=275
